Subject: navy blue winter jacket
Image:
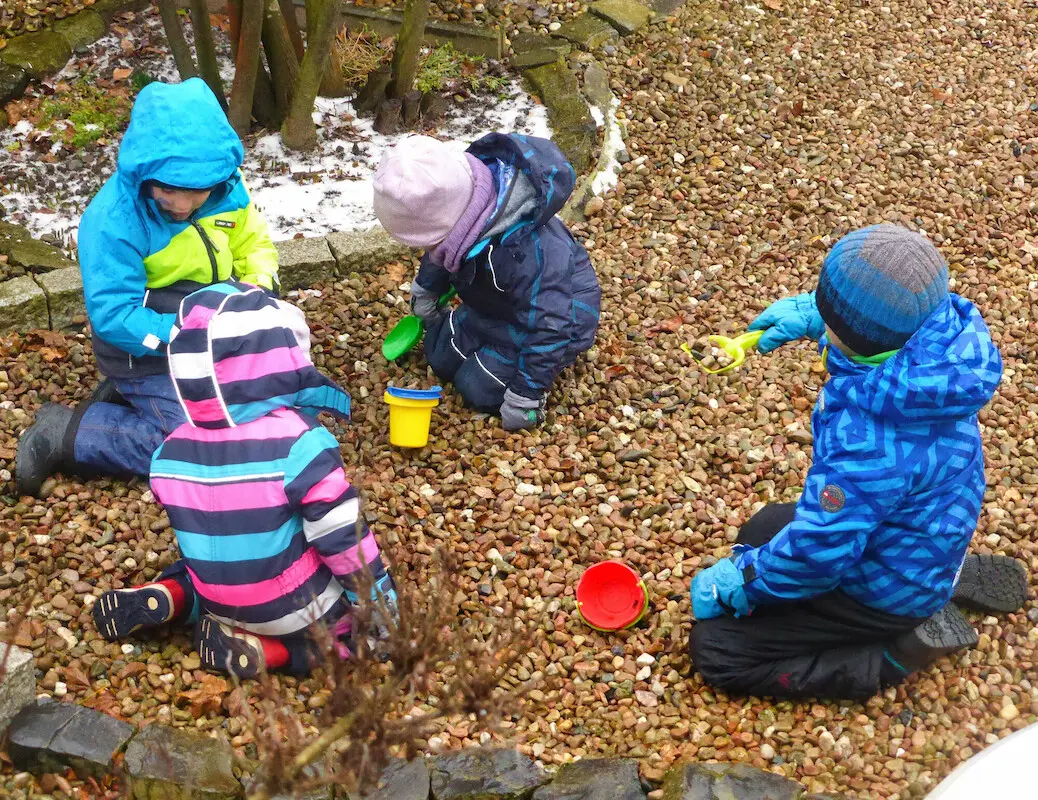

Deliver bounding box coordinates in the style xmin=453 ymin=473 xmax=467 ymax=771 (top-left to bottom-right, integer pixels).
xmin=413 ymin=134 xmax=601 ymax=400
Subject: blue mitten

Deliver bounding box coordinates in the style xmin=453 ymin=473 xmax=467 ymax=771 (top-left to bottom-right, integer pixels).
xmin=748 ymin=292 xmax=825 ymax=353
xmin=690 ymin=558 xmax=752 ymax=620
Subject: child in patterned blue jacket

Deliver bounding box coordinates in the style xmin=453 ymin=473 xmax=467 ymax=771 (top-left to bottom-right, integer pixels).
xmin=689 ymin=224 xmax=1027 ymax=700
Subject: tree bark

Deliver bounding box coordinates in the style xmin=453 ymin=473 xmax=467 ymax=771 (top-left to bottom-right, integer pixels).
xmin=261 ymin=0 xmax=300 ymax=120
xmin=373 ymin=98 xmax=402 ymax=135
xmin=189 ymin=0 xmax=228 ymax=109
xmin=228 ymin=0 xmax=265 ymax=136
xmin=401 ymin=89 xmax=422 ymax=129
xmin=308 ymin=0 xmax=349 ymax=97
xmin=252 ymin=60 xmax=282 ymax=129
xmin=389 ymin=0 xmax=429 ymax=99
xmin=227 ymin=0 xmax=242 ymax=59
xmin=157 ymin=0 xmax=198 ymax=80
xmin=280 ymin=0 xmax=306 ymax=60
xmin=281 ymin=0 xmax=343 ymax=150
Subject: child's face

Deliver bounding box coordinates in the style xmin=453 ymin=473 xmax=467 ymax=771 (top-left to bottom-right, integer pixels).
xmin=150 ymin=185 xmax=212 ymax=221
xmin=824 ymin=325 xmax=857 ymax=357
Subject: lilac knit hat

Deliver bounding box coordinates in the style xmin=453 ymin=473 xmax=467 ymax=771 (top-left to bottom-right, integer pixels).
xmin=372 ymin=136 xmax=476 ymax=248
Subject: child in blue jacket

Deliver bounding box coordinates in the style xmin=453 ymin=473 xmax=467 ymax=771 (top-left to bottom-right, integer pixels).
xmin=689 ymin=224 xmax=1027 ymax=700
xmin=372 ymin=134 xmax=601 ymax=431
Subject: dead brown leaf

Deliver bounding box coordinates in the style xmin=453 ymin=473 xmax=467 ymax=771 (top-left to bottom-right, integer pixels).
xmin=177 ymin=674 xmax=230 ymax=717
xmin=112 ymin=67 xmax=132 ymax=81
xmin=605 ymin=364 xmax=630 ymax=380
xmin=764 ymin=0 xmax=783 ymax=9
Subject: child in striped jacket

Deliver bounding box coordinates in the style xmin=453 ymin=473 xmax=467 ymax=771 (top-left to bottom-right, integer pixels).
xmin=92 ymin=282 xmax=396 ymax=677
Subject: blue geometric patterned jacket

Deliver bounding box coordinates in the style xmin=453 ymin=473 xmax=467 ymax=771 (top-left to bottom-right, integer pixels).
xmin=734 ymin=293 xmax=1003 ymax=618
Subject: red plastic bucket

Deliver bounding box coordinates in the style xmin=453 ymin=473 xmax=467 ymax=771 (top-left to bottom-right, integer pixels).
xmin=576 ymin=561 xmax=648 ymax=632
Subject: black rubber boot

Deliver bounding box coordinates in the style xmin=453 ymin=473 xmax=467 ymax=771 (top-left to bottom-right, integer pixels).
xmin=15 ymin=403 xmax=73 ymax=497
xmin=888 ymin=604 xmax=978 ymax=674
xmin=952 ymin=554 xmax=1029 ymax=614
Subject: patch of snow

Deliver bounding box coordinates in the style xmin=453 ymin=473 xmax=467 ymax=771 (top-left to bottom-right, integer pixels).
xmin=590 ymin=96 xmax=624 ymax=196
xmin=0 ymin=6 xmax=550 ymax=247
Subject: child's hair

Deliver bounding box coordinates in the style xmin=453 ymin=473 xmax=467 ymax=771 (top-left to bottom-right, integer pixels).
xmin=816 ymin=224 xmax=949 ymax=356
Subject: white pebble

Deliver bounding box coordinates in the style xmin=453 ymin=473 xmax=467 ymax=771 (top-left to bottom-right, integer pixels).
xmin=651 ymin=681 xmax=665 ymax=697
xmin=516 ymin=482 xmax=539 ymax=496
xmin=34 ymin=534 xmax=50 ymax=545
xmin=53 ymin=682 xmax=67 ymax=698
xmin=123 ymin=558 xmax=137 ymax=569
xmin=673 ymin=152 xmax=685 ymax=164
xmin=121 ymin=644 xmax=136 ymax=655
xmin=598 ymin=503 xmax=613 ymax=516
xmin=573 ymin=516 xmax=589 ymax=528
xmin=56 ymin=628 xmax=77 ymax=649
xmin=427 ymin=736 xmax=446 ymax=753
xmin=548 ymin=21 xmax=561 ymax=31
xmin=479 ymin=731 xmax=491 ymax=745
xmin=140 ymin=490 xmax=154 ymax=503
xmin=760 ymin=743 xmax=776 ymax=760
xmin=636 ymin=653 xmax=656 ymax=667
xmin=636 ymin=666 xmax=652 ymax=681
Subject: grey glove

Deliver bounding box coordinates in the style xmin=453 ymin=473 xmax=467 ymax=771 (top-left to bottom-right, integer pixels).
xmin=500 ymin=389 xmax=546 ymax=431
xmin=410 ymin=282 xmax=444 ymax=323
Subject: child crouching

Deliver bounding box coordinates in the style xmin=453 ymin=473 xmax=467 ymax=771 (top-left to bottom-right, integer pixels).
xmin=92 ymin=283 xmax=396 ymax=677
xmin=373 ymin=134 xmax=601 ymax=431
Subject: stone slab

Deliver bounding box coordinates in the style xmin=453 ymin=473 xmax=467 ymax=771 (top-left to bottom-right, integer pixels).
xmin=0 ymin=31 xmax=73 ymax=79
xmin=647 ymin=0 xmax=687 ymax=17
xmin=329 ymin=4 xmax=503 ymax=59
xmin=54 ymin=10 xmax=108 ymax=53
xmin=0 ymin=62 xmax=30 ymax=106
xmin=124 ymin=724 xmax=243 ymax=800
xmin=661 ymin=761 xmax=802 ymax=800
xmin=274 ymin=236 xmax=337 ymax=290
xmin=326 ymin=227 xmax=410 ymax=274
xmin=8 ymin=700 xmax=136 ymax=778
xmin=6 ymin=238 xmax=76 ymax=272
xmin=430 ymin=749 xmax=548 ymax=800
xmin=554 ymin=15 xmax=620 ymax=50
xmin=591 ymin=0 xmax=655 ymax=34
xmin=533 ymin=759 xmax=645 ymax=800
xmin=0 ymin=643 xmax=34 ymax=734
xmin=365 ymin=758 xmax=431 ymax=800
xmin=512 ymin=43 xmax=572 ymax=70
xmin=36 ymin=267 xmax=86 ymax=330
xmin=93 ymin=0 xmax=152 ymax=22
xmin=0 ymin=276 xmax=49 ymax=334
xmin=524 ymin=61 xmax=597 ymax=175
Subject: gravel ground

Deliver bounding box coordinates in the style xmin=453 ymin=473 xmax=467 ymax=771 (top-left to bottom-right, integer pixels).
xmin=3 ymin=0 xmax=1038 ymax=798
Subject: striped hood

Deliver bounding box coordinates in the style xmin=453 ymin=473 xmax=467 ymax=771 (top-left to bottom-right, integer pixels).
xmin=168 ymin=283 xmax=350 ymax=428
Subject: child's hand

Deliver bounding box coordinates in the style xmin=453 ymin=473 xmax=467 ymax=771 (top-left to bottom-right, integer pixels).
xmin=410 ymin=283 xmax=445 ymax=323
xmin=690 ymin=558 xmax=751 ymax=620
xmin=748 ymin=292 xmax=825 ymax=353
xmin=501 ymin=389 xmax=545 ymax=431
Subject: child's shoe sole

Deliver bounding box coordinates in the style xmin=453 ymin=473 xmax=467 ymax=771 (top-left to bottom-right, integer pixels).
xmin=952 ymin=554 xmax=1028 ymax=614
xmin=898 ymin=603 xmax=978 ymax=667
xmin=92 ymin=585 xmax=172 ymax=641
xmin=195 ymin=616 xmax=265 ymax=679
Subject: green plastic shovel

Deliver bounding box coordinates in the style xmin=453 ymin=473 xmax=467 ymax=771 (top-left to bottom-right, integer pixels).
xmin=382 ymin=287 xmax=457 ymax=362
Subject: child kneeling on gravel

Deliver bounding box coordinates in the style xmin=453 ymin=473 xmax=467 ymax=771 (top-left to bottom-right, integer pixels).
xmin=92 ymin=284 xmax=396 ymax=677
xmin=372 ymin=134 xmax=601 ymax=431
xmin=688 ymin=224 xmax=1027 ymax=700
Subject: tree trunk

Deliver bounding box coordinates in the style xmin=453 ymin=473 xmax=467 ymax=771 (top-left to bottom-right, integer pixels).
xmin=389 ymin=0 xmax=429 ymax=100
xmin=280 ymin=0 xmax=306 ymax=60
xmin=228 ymin=0 xmax=242 ymax=59
xmin=189 ymin=0 xmax=227 ymax=109
xmin=355 ymin=64 xmax=391 ymax=115
xmin=281 ymin=0 xmax=343 ymax=150
xmin=252 ymin=61 xmax=282 ymax=129
xmin=228 ymin=0 xmax=265 ymax=136
xmin=262 ymin=0 xmax=300 ymax=119
xmin=157 ymin=0 xmax=198 ymax=80
xmin=373 ymin=98 xmax=402 ymax=135
xmin=401 ymin=89 xmax=422 ymax=129
xmin=308 ymin=0 xmax=349 ymax=97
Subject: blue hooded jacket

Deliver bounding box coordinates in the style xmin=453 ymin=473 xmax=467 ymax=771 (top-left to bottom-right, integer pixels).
xmin=78 ymin=78 xmax=279 ymax=380
xmin=734 ymin=294 xmax=1003 ymax=618
xmin=414 ymin=133 xmax=601 ymax=400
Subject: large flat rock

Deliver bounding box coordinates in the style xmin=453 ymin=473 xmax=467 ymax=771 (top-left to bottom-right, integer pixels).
xmin=54 ymin=10 xmax=108 ymax=52
xmin=0 ymin=62 xmax=29 ymax=106
xmin=0 ymin=276 xmax=48 ymax=333
xmin=0 ymin=643 xmax=34 ymax=734
xmin=430 ymin=749 xmax=548 ymax=800
xmin=0 ymin=31 xmax=72 ymax=79
xmin=326 ymin=228 xmax=410 ymax=274
xmin=533 ymin=759 xmax=645 ymax=800
xmin=591 ymin=0 xmax=655 ymax=34
xmin=661 ymin=761 xmax=803 ymax=800
xmin=124 ymin=724 xmax=243 ymax=800
xmin=274 ymin=236 xmax=337 ymax=290
xmin=554 ymin=15 xmax=620 ymax=50
xmin=524 ymin=61 xmax=597 ymax=175
xmin=37 ymin=267 xmax=86 ymax=330
xmin=365 ymin=758 xmax=431 ymax=800
xmin=7 ymin=700 xmax=136 ymax=778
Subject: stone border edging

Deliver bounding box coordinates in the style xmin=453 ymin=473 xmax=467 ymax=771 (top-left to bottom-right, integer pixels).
xmin=0 ymin=224 xmax=410 ymax=336
xmin=0 ymin=651 xmax=845 ymax=800
xmin=0 ymin=0 xmax=150 ymax=111
xmin=507 ymin=0 xmax=686 ymax=224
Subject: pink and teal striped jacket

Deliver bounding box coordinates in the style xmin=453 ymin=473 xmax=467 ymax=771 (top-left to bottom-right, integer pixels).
xmin=150 ymin=283 xmax=393 ymax=637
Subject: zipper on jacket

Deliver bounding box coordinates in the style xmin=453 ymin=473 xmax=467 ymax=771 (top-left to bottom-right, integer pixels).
xmin=190 ymin=220 xmax=221 ymax=284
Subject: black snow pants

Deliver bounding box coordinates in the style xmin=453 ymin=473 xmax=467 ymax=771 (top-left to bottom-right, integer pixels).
xmin=688 ymin=503 xmax=926 ymax=700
